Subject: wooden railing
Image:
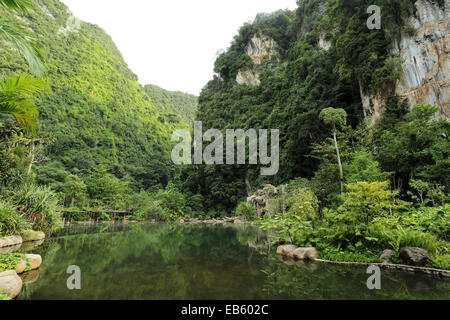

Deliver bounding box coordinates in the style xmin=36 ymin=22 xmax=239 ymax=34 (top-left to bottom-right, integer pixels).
xmin=58 ymin=210 xmax=132 ymax=222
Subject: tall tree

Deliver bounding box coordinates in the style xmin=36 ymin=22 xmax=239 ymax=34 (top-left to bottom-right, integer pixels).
xmin=319 ymin=107 xmax=347 ymax=193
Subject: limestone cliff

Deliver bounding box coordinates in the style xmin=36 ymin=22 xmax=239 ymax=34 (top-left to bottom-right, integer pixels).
xmin=362 ymin=0 xmax=449 ymax=125
xmin=236 ymin=33 xmax=279 ymax=86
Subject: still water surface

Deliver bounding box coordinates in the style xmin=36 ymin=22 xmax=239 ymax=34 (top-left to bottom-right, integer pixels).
xmin=18 ymin=223 xmax=450 ymax=300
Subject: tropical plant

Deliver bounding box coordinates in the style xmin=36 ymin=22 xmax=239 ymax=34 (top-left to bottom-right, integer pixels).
xmin=0 ymin=199 xmax=30 ymax=235
xmin=0 ymin=0 xmax=45 ymax=77
xmin=319 ymin=107 xmax=347 ymax=193
xmin=0 ymin=75 xmax=45 ymax=133
xmin=7 ymin=183 xmax=62 ymax=233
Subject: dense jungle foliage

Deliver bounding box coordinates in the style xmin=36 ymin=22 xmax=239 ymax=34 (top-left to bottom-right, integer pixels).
xmin=0 ymin=0 xmax=198 ymax=231
xmin=0 ymin=0 xmax=448 ymax=269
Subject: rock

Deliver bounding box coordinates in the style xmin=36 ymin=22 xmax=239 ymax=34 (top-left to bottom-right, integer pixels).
xmin=276 ymin=245 xmax=298 ymax=257
xmin=399 ymin=247 xmax=430 ymax=266
xmin=295 ymin=260 xmax=319 ymax=271
xmin=21 ymin=239 xmax=44 ymax=251
xmin=0 ymin=270 xmax=22 ymax=299
xmin=292 ymin=247 xmax=319 ymax=260
xmin=15 ymin=260 xmax=27 ymax=274
xmin=360 ymin=0 xmax=449 ymax=126
xmin=0 ymin=235 xmax=23 ymax=248
xmin=233 ymin=219 xmax=242 ymax=224
xmin=21 ymin=230 xmax=45 ymax=242
xmin=0 ymin=243 xmax=22 ymax=255
xmin=19 ymin=269 xmax=40 ymax=284
xmin=236 ymin=33 xmax=279 ymax=86
xmin=380 ymin=249 xmax=396 ymax=264
xmin=15 ymin=254 xmax=42 ymax=274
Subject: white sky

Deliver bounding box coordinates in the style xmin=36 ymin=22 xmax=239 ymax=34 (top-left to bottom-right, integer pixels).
xmin=60 ymin=0 xmax=298 ymax=95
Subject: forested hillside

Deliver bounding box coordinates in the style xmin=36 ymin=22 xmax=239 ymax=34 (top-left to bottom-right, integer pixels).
xmin=180 ymin=0 xmax=449 ymax=215
xmin=0 ymin=0 xmax=195 ymax=193
xmin=144 ymin=84 xmax=197 ymax=125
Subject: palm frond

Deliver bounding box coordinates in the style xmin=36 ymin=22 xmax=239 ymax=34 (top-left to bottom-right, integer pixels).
xmin=0 ymin=0 xmax=32 ymax=12
xmin=0 ymin=75 xmax=46 ymax=133
xmin=0 ymin=18 xmax=45 ymax=77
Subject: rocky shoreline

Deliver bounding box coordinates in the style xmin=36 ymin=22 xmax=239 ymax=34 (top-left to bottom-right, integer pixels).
xmin=0 ymin=231 xmax=45 ymax=299
xmin=276 ymin=244 xmax=450 ymax=279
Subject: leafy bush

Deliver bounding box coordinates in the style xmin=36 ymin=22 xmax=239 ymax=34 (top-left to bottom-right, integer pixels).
xmin=7 ymin=184 xmax=62 ymax=233
xmin=131 ymin=200 xmax=167 ymax=222
xmin=0 ymin=253 xmax=25 ymax=273
xmin=236 ymin=201 xmax=257 ymax=221
xmin=339 ymin=181 xmax=404 ymax=224
xmin=0 ymin=200 xmax=30 ymax=236
xmin=400 ymin=205 xmax=450 ymax=240
xmin=431 ymin=254 xmax=450 ymax=270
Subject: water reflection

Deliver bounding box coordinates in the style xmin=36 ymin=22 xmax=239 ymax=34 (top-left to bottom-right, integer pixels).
xmin=17 ymin=223 xmax=450 ymax=300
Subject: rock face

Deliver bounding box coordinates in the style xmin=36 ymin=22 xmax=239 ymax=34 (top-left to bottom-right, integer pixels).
xmin=0 ymin=270 xmax=22 ymax=299
xmin=247 ymin=184 xmax=280 ymax=217
xmin=236 ymin=33 xmax=279 ymax=86
xmin=399 ymin=247 xmax=430 ymax=266
xmin=380 ymin=249 xmax=396 ymax=264
xmin=0 ymin=236 xmax=23 ymax=248
xmin=362 ymin=0 xmax=449 ymax=126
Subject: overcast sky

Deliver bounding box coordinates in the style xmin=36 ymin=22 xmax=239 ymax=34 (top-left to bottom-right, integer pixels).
xmin=60 ymin=0 xmax=297 ymax=95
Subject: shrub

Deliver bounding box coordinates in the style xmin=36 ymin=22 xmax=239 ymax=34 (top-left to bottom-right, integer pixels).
xmin=132 ymin=200 xmax=167 ymax=222
xmin=8 ymin=184 xmax=62 ymax=234
xmin=285 ymin=187 xmax=319 ymax=221
xmin=0 ymin=200 xmax=30 ymax=236
xmin=236 ymin=201 xmax=257 ymax=220
xmin=374 ymin=225 xmax=438 ymax=254
xmin=0 ymin=253 xmax=25 ymax=272
xmin=339 ymin=181 xmax=404 ymax=224
xmin=431 ymin=254 xmax=450 ymax=270
xmin=400 ymin=205 xmax=450 ymax=240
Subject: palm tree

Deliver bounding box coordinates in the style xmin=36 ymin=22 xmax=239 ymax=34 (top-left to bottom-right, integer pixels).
xmin=0 ymin=0 xmax=46 ymax=132
xmin=0 ymin=75 xmax=45 ymax=133
xmin=0 ymin=0 xmax=45 ymax=77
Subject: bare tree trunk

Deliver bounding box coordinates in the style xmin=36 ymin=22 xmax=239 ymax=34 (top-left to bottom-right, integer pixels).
xmin=333 ymin=129 xmax=344 ymax=193
xmin=26 ymin=144 xmax=35 ymax=183
xmin=245 ymin=171 xmax=253 ymax=197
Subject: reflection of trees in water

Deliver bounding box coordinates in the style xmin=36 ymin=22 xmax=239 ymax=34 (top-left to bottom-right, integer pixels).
xmin=17 ymin=223 xmax=450 ymax=300
xmin=261 ymin=258 xmax=450 ymax=300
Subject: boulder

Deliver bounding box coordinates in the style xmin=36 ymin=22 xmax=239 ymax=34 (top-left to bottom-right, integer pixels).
xmin=380 ymin=249 xmax=396 ymax=264
xmin=0 ymin=236 xmax=23 ymax=248
xmin=19 ymin=270 xmax=40 ymax=284
xmin=21 ymin=239 xmax=44 ymax=251
xmin=399 ymin=247 xmax=430 ymax=266
xmin=15 ymin=254 xmax=42 ymax=274
xmin=0 ymin=243 xmax=22 ymax=255
xmin=21 ymin=230 xmax=45 ymax=242
xmin=293 ymin=247 xmax=319 ymax=260
xmin=15 ymin=260 xmax=28 ymax=274
xmin=0 ymin=270 xmax=22 ymax=299
xmin=276 ymin=245 xmax=298 ymax=257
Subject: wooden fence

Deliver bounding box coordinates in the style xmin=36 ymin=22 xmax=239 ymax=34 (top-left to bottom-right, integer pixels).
xmin=58 ymin=210 xmax=132 ymax=222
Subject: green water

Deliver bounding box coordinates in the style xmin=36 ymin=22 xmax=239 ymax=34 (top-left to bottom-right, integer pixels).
xmin=17 ymin=223 xmax=450 ymax=300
